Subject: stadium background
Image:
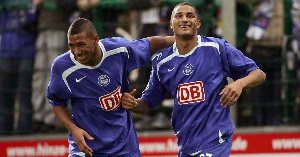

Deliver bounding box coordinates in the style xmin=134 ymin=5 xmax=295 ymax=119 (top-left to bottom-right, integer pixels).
xmin=0 ymin=0 xmax=299 ymax=156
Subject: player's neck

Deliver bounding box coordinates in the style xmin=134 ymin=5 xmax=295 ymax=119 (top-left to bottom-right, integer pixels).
xmin=90 ymin=45 xmax=103 ymax=66
xmin=95 ymin=45 xmax=103 ymax=65
xmin=175 ymin=35 xmax=198 ymax=55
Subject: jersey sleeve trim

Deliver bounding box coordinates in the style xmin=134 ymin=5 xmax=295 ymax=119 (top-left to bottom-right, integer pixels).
xmin=62 ymin=65 xmax=82 ymax=92
xmin=157 ymin=53 xmax=177 ymax=81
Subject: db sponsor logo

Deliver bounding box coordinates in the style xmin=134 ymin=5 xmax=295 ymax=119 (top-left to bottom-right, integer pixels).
xmin=177 ymin=81 xmax=205 ymax=104
xmin=99 ymin=86 xmax=122 ymax=111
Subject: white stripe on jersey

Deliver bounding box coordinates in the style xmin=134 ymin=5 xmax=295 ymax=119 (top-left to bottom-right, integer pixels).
xmin=69 ymin=152 xmax=85 ymax=157
xmin=157 ymin=53 xmax=177 ymax=81
xmin=99 ymin=40 xmax=129 ymax=59
xmin=197 ymin=35 xmax=220 ymax=54
xmin=156 ymin=35 xmax=220 ymax=82
xmin=219 ymin=130 xmax=225 ymax=143
xmin=198 ymin=42 xmax=220 ymax=54
xmin=62 ymin=65 xmax=82 ymax=92
xmin=62 ymin=41 xmax=129 ymax=92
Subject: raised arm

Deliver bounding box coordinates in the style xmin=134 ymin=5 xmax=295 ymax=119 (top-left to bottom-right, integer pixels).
xmin=219 ymin=69 xmax=266 ymax=107
xmin=147 ymin=36 xmax=175 ymax=52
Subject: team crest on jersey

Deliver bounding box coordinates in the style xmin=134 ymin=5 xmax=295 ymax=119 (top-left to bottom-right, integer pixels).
xmin=98 ymin=75 xmax=110 ymax=86
xmin=183 ymin=64 xmax=193 ymax=75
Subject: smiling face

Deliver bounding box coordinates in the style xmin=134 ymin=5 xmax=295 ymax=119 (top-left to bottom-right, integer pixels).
xmin=170 ymin=4 xmax=201 ymax=40
xmin=67 ymin=18 xmax=101 ymax=66
xmin=68 ymin=31 xmax=99 ymax=66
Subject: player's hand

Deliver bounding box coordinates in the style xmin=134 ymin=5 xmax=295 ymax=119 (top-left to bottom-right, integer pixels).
xmin=71 ymin=127 xmax=94 ymax=156
xmin=122 ymin=89 xmax=138 ymax=109
xmin=219 ymin=80 xmax=244 ymax=108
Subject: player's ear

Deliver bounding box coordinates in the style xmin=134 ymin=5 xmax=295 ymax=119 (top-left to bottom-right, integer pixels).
xmin=197 ymin=20 xmax=201 ymax=29
xmin=170 ymin=20 xmax=173 ymax=29
xmin=93 ymin=34 xmax=99 ymax=44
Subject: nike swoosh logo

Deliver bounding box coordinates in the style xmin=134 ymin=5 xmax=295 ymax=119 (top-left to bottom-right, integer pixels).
xmin=168 ymin=67 xmax=175 ymax=72
xmin=76 ymin=76 xmax=86 ymax=82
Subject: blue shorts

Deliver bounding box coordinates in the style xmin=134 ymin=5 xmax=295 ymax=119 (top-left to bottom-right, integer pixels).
xmin=178 ymin=133 xmax=233 ymax=157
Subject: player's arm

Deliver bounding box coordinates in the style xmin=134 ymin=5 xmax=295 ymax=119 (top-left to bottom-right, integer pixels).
xmin=147 ymin=36 xmax=175 ymax=52
xmin=52 ymin=106 xmax=94 ymax=156
xmin=220 ymin=69 xmax=266 ymax=107
xmin=237 ymin=68 xmax=266 ymax=89
xmin=122 ymin=89 xmax=151 ymax=114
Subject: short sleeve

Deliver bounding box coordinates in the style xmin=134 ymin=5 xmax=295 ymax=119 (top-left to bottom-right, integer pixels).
xmin=220 ymin=40 xmax=259 ymax=80
xmin=126 ymin=38 xmax=151 ymax=72
xmin=47 ymin=60 xmax=70 ymax=107
xmin=141 ymin=57 xmax=166 ymax=108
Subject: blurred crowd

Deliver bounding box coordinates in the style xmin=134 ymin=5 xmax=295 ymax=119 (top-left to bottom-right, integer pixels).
xmin=0 ymin=0 xmax=299 ymax=135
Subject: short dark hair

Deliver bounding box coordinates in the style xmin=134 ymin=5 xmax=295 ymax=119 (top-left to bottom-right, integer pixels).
xmin=68 ymin=18 xmax=97 ymax=38
xmin=171 ymin=2 xmax=199 ymax=19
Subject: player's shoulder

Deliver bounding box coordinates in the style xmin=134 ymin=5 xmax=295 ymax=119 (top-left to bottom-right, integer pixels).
xmin=152 ymin=46 xmax=173 ymax=63
xmin=52 ymin=51 xmax=73 ymax=72
xmin=201 ymin=35 xmax=225 ymax=44
xmin=100 ymin=37 xmax=131 ymax=50
xmin=53 ymin=51 xmax=71 ymax=63
xmin=200 ymin=36 xmax=229 ymax=52
xmin=101 ymin=36 xmax=128 ymax=43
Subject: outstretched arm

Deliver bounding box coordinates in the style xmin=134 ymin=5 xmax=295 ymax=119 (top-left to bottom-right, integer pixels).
xmin=122 ymin=89 xmax=151 ymax=114
xmin=52 ymin=106 xmax=94 ymax=156
xmin=147 ymin=36 xmax=175 ymax=52
xmin=219 ymin=69 xmax=266 ymax=108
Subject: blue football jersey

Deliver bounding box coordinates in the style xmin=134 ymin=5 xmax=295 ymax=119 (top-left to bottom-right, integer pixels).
xmin=142 ymin=35 xmax=259 ymax=155
xmin=47 ymin=37 xmax=151 ymax=156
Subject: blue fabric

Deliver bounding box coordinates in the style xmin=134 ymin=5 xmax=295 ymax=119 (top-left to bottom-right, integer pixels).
xmin=178 ymin=133 xmax=233 ymax=157
xmin=0 ymin=0 xmax=36 ymax=134
xmin=0 ymin=0 xmax=37 ymax=58
xmin=47 ymin=37 xmax=150 ymax=156
xmin=142 ymin=35 xmax=259 ymax=155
